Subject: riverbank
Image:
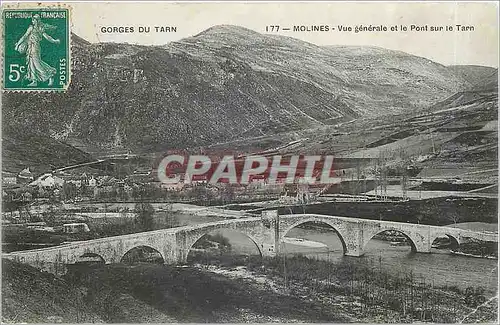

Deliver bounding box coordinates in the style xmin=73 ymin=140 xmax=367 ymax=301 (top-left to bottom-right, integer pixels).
xmin=2 ymin=256 xmax=497 ymax=323
xmin=3 ymin=255 xmax=497 ymax=323
xmin=452 ymin=238 xmax=498 ymax=259
xmin=190 ymin=255 xmax=498 ymax=323
xmin=282 ymin=237 xmax=328 ymax=248
xmin=1 ymin=259 xmax=103 ymax=323
xmin=451 ymin=250 xmax=498 ymax=260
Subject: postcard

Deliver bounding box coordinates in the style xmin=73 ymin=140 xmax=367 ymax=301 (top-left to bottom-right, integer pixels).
xmin=1 ymin=1 xmax=498 ymax=323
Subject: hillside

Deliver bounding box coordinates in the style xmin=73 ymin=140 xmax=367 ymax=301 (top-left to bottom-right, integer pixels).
xmin=1 ymin=130 xmax=93 ymax=175
xmin=1 ymin=259 xmax=102 ymax=323
xmin=469 ymin=69 xmax=498 ymax=92
xmin=448 ymin=65 xmax=497 ymax=88
xmin=427 ymin=67 xmax=497 ymax=112
xmin=2 ymin=25 xmax=470 ymax=154
xmin=208 ymin=62 xmax=497 ymax=183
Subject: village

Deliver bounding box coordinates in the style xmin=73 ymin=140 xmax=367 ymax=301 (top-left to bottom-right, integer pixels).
xmin=1 ymin=161 xmax=323 ymax=243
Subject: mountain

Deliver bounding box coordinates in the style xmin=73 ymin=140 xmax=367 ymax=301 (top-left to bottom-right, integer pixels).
xmin=469 ymin=68 xmax=498 ymax=92
xmin=428 ymin=68 xmax=497 ymax=111
xmin=206 ymin=58 xmax=498 ymax=183
xmin=448 ymin=65 xmax=497 ymax=88
xmin=1 ymin=130 xmax=92 ymax=175
xmin=2 ymin=25 xmax=471 ymax=155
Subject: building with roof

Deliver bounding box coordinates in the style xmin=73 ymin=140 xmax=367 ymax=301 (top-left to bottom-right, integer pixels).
xmin=30 ymin=174 xmax=65 ymax=188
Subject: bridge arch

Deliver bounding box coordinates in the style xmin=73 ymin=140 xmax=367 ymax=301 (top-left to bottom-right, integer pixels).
xmin=280 ymin=217 xmax=348 ymax=254
xmin=185 ymin=228 xmax=264 ymax=261
xmin=76 ymin=252 xmax=106 ymax=264
xmin=363 ymin=227 xmax=419 ymax=252
xmin=120 ymin=245 xmax=165 ymax=264
xmin=431 ymin=233 xmax=460 ymax=249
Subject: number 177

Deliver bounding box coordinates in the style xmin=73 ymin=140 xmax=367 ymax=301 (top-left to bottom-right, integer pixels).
xmin=265 ymin=25 xmax=280 ymax=32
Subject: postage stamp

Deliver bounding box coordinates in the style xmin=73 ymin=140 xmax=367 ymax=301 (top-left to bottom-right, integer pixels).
xmin=2 ymin=8 xmax=70 ymax=91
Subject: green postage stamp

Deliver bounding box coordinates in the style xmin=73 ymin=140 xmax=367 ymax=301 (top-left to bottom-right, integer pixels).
xmin=3 ymin=8 xmax=70 ymax=91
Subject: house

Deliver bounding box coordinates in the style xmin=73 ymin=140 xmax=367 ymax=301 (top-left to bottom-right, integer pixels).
xmin=30 ymin=174 xmax=65 ymax=188
xmin=123 ymin=183 xmax=134 ymax=195
xmin=97 ymin=176 xmax=118 ymax=187
xmin=161 ymin=181 xmax=185 ymax=191
xmin=2 ymin=172 xmax=17 ymax=185
xmin=62 ymin=223 xmax=90 ymax=234
xmin=279 ymin=183 xmax=297 ymax=204
xmin=17 ymin=167 xmax=34 ymax=184
xmin=133 ymin=167 xmax=151 ymax=176
xmin=22 ymin=191 xmax=33 ymax=202
xmin=66 ymin=179 xmax=82 ymax=188
xmin=279 ymin=182 xmax=312 ymax=204
xmin=26 ymin=222 xmax=56 ymax=232
xmin=88 ymin=176 xmax=97 ymax=187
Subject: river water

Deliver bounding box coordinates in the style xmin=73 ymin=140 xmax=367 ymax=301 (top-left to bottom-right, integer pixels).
xmin=215 ymin=227 xmax=498 ymax=295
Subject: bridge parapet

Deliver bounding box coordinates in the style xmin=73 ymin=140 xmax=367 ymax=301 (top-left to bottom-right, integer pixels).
xmin=278 ymin=214 xmax=497 ymax=256
xmin=3 ymin=213 xmax=497 ymax=276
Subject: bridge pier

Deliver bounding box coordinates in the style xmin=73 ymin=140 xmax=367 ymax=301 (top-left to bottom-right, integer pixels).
xmin=417 ymin=242 xmax=432 ymax=254
xmin=4 ymin=214 xmax=496 ymax=277
xmin=341 ymin=224 xmax=367 ymax=257
xmin=344 ymin=246 xmax=365 ymax=257
xmin=260 ymin=243 xmax=278 ymax=257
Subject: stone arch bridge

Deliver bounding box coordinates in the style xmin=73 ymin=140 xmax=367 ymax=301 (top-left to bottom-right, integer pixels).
xmin=4 ymin=212 xmax=497 ymax=275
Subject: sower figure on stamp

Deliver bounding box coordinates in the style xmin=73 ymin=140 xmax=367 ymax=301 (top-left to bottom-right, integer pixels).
xmin=14 ymin=14 xmax=60 ymax=87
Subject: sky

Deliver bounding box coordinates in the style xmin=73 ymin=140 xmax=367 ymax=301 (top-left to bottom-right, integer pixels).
xmin=6 ymin=1 xmax=499 ymax=67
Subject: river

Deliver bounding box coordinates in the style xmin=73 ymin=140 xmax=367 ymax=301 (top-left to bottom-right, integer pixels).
xmin=215 ymin=227 xmax=498 ymax=295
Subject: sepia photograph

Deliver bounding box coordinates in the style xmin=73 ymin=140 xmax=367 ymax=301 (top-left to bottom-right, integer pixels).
xmin=1 ymin=1 xmax=498 ymax=323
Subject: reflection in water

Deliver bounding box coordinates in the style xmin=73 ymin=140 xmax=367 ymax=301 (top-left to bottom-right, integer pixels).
xmin=282 ymin=227 xmax=498 ymax=295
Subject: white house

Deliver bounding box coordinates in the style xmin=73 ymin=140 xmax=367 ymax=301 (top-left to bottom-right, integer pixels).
xmin=88 ymin=176 xmax=97 ymax=187
xmin=30 ymin=174 xmax=65 ymax=188
xmin=17 ymin=167 xmax=34 ymax=183
xmin=62 ymin=223 xmax=90 ymax=234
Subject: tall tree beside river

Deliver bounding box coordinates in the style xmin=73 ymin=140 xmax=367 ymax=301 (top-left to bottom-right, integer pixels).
xmin=135 ymin=202 xmax=155 ymax=231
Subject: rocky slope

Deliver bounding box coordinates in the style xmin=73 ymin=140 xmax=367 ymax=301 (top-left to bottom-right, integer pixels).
xmin=207 ymin=63 xmax=497 ymax=182
xmin=448 ymin=65 xmax=497 ymax=89
xmin=1 ymin=131 xmax=92 ymax=174
xmin=3 ymin=25 xmax=471 ymax=155
xmin=1 ymin=259 xmax=102 ymax=323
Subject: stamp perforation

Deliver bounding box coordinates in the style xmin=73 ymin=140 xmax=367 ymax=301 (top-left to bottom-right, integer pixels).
xmin=1 ymin=3 xmax=72 ymax=92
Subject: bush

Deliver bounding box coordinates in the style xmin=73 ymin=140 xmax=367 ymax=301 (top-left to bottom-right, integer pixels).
xmin=464 ymin=286 xmax=486 ymax=307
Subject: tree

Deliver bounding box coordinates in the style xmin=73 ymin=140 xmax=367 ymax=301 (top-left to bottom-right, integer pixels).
xmin=446 ymin=213 xmax=460 ymax=225
xmin=43 ymin=204 xmax=58 ymax=226
xmin=221 ymin=184 xmax=235 ymax=203
xmin=62 ymin=182 xmax=78 ymax=201
xmin=134 ymin=202 xmax=155 ymax=231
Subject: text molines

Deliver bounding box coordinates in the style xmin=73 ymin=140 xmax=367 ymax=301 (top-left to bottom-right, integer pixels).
xmin=265 ymin=24 xmax=475 ymax=33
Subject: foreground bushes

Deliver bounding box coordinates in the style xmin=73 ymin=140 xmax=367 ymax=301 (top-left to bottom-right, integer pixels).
xmin=190 ymin=254 xmax=495 ymax=323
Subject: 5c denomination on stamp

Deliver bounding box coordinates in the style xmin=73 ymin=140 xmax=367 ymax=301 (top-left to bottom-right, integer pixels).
xmin=3 ymin=8 xmax=70 ymax=91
